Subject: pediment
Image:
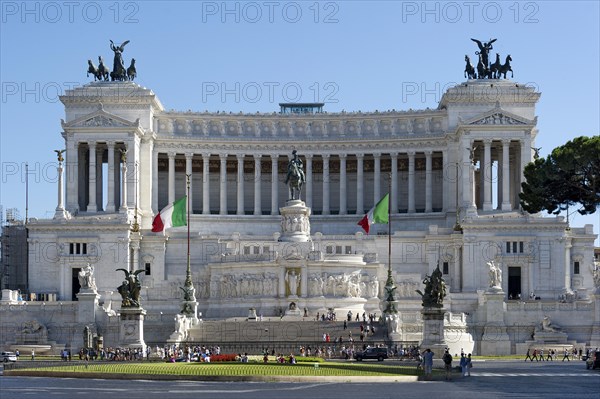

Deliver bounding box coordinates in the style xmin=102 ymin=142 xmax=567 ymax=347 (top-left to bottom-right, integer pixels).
xmin=62 ymin=109 xmax=139 ymax=129
xmin=461 ymin=107 xmax=534 ymax=127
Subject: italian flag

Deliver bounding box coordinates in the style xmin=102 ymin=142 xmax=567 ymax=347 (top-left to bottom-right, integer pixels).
xmin=152 ymin=196 xmax=187 ymax=233
xmin=357 ymin=193 xmax=389 ymax=234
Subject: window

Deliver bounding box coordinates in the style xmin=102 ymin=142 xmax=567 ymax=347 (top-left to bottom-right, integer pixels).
xmin=69 ymin=242 xmax=88 ymax=255
xmin=336 ymin=246 xmax=342 ymax=254
xmin=442 ymin=262 xmax=449 ymax=274
xmin=519 ymin=242 xmax=524 ymax=253
xmin=512 ymin=242 xmax=517 ymax=253
xmin=253 ymin=246 xmax=260 ymax=255
xmin=243 ymin=246 xmax=251 ymax=255
xmin=145 ymin=262 xmax=151 ymax=275
xmin=574 ymin=261 xmax=580 ymax=275
xmin=326 ymin=246 xmax=334 ymax=254
xmin=506 ymin=242 xmax=511 ymax=253
xmin=345 ymin=246 xmax=352 ymax=254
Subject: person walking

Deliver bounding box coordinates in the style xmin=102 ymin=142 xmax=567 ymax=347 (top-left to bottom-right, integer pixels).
xmin=562 ymin=348 xmax=570 ymax=361
xmin=422 ymin=348 xmax=434 ymax=380
xmin=460 ymin=353 xmax=468 ymax=377
xmin=466 ymin=353 xmax=473 ymax=376
xmin=442 ymin=349 xmax=453 ymax=381
xmin=31 ymin=349 xmax=35 ymax=361
xmin=524 ymin=348 xmax=533 ymax=361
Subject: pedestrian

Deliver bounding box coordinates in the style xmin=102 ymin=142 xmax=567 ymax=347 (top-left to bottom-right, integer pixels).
xmin=31 ymin=349 xmax=35 ymax=361
xmin=524 ymin=348 xmax=533 ymax=361
xmin=422 ymin=348 xmax=434 ymax=380
xmin=442 ymin=349 xmax=453 ymax=381
xmin=562 ymin=348 xmax=570 ymax=361
xmin=343 ymin=320 xmax=347 ymax=330
xmin=460 ymin=353 xmax=468 ymax=377
xmin=466 ymin=353 xmax=472 ymax=376
xmin=538 ymin=349 xmax=545 ymax=361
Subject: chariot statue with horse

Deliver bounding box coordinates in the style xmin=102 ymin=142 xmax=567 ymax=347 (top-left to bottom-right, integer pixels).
xmin=464 ymin=38 xmax=513 ymax=80
xmin=285 ymin=150 xmax=306 ymax=201
xmin=86 ymin=40 xmax=137 ymax=82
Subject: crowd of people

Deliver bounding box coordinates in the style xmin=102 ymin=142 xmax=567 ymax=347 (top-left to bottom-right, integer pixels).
xmin=524 ymin=347 xmax=587 ymax=361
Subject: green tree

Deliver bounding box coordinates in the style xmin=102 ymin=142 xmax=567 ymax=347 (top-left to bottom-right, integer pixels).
xmin=520 ymin=136 xmax=600 ymax=215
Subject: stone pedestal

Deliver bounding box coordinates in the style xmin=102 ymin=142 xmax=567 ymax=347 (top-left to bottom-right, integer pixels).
xmin=590 ymin=293 xmax=600 ymax=348
xmin=480 ymin=292 xmax=511 ymax=355
xmin=77 ymin=289 xmax=100 ymax=324
xmin=421 ymin=308 xmax=447 ymax=357
xmin=279 ymin=200 xmax=311 ymax=242
xmin=119 ymin=307 xmax=147 ymax=353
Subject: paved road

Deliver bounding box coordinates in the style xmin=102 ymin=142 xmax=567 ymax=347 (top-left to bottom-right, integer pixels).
xmin=1 ymin=360 xmax=598 ymax=399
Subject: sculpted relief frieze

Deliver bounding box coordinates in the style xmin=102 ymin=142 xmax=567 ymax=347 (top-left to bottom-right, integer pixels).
xmin=152 ymin=112 xmax=448 ymax=140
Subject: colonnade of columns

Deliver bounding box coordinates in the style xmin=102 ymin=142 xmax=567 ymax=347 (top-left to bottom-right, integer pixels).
xmin=65 ymin=140 xmax=527 ymax=216
xmin=67 ymin=141 xmax=128 ymax=213
xmin=471 ymin=139 xmax=524 ymax=212
xmin=152 ymin=151 xmax=450 ymax=216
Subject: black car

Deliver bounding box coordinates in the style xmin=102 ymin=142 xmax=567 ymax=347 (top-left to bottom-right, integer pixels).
xmin=353 ymin=347 xmax=388 ymax=361
xmin=585 ymin=350 xmax=600 ymax=369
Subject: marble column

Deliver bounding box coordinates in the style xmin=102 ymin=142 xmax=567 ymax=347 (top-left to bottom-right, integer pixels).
xmin=339 ymin=154 xmax=347 ymax=215
xmin=120 ymin=149 xmax=128 ymax=212
xmin=151 ymin=150 xmax=158 ymax=213
xmin=356 ymin=153 xmax=364 ymax=215
xmin=564 ymin=238 xmax=573 ymax=293
xmin=95 ymin=145 xmax=103 ymax=211
xmin=407 ymin=151 xmax=415 ymax=213
xmin=305 ymin=154 xmax=313 ymax=208
xmin=106 ymin=142 xmax=116 ymax=212
xmin=322 ymin=154 xmax=330 ymax=215
xmin=373 ymin=153 xmax=381 ymax=204
xmin=219 ymin=154 xmax=228 ymax=215
xmin=501 ymin=140 xmax=511 ymax=211
xmin=519 ymin=138 xmax=532 ymax=208
xmin=185 ymin=153 xmax=193 ymax=213
xmin=442 ymin=150 xmax=449 ymax=212
xmin=65 ymin=140 xmax=79 ymax=212
xmin=88 ymin=142 xmax=97 ymax=212
xmin=236 ymin=154 xmax=245 ymax=215
xmin=390 ymin=153 xmax=398 ymax=214
xmin=168 ymin=152 xmax=176 ymax=205
xmin=483 ymin=140 xmax=493 ymax=211
xmin=425 ymin=150 xmax=432 ymax=213
xmin=254 ymin=154 xmax=262 ymax=215
xmin=271 ymin=155 xmax=279 ymax=215
xmin=202 ymin=154 xmax=210 ymax=215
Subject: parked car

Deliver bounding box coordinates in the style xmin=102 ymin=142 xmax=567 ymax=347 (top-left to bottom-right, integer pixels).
xmin=585 ymin=350 xmax=600 ymax=369
xmin=353 ymin=347 xmax=388 ymax=361
xmin=1 ymin=351 xmax=17 ymax=362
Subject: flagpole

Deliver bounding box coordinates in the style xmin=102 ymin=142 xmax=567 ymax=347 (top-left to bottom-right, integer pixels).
xmin=384 ymin=173 xmax=397 ymax=315
xmin=185 ymin=174 xmax=192 ymax=287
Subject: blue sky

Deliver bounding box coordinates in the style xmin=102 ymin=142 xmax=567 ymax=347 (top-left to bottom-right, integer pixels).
xmin=1 ymin=1 xmax=599 ymax=243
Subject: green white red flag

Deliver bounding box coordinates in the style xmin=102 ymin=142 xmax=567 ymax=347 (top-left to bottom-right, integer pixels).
xmin=357 ymin=193 xmax=389 ymax=234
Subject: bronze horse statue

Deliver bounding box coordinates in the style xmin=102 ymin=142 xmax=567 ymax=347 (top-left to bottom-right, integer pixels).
xmin=87 ymin=60 xmax=100 ymax=81
xmin=476 ymin=53 xmax=488 ymax=79
xmin=498 ymin=55 xmax=513 ymax=79
xmin=127 ymin=58 xmax=137 ymax=81
xmin=489 ymin=53 xmax=502 ymax=79
xmin=285 ymin=152 xmax=305 ymax=200
xmin=97 ymin=56 xmax=110 ymax=81
xmin=464 ymin=55 xmax=476 ymax=79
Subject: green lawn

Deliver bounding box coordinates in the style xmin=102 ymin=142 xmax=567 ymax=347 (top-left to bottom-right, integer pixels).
xmin=14 ymin=361 xmax=424 ymax=377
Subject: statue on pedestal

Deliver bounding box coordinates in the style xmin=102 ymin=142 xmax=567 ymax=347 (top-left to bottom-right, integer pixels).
xmin=78 ymin=263 xmax=97 ymax=291
xmin=416 ymin=264 xmax=447 ymax=308
xmin=487 ymin=260 xmax=502 ymax=289
xmin=285 ymin=150 xmax=306 ymax=200
xmin=116 ymin=268 xmax=144 ymax=308
xmin=285 ymin=270 xmax=300 ymax=297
